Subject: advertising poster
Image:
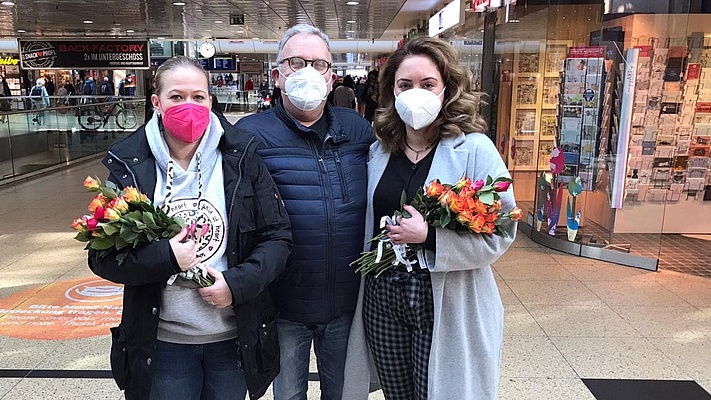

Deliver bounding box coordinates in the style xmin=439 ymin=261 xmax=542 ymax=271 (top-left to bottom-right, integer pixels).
xmin=19 ymin=40 xmax=150 ymax=69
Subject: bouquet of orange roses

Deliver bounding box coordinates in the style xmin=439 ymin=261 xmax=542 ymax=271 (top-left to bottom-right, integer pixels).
xmin=351 ymin=175 xmax=522 ymax=277
xmin=72 ymin=176 xmax=214 ymax=287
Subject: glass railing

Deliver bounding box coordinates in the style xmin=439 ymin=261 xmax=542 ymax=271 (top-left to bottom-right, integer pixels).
xmin=0 ymin=96 xmax=146 ymax=184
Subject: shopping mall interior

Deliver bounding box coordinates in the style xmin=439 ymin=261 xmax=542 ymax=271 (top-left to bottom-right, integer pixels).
xmin=2 ymin=0 xmax=711 ymax=399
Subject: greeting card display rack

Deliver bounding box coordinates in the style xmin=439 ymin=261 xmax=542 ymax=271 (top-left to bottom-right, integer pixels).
xmin=508 ymin=40 xmax=572 ymax=171
xmin=557 ymin=48 xmax=607 ymax=190
xmin=623 ymin=35 xmax=711 ymax=204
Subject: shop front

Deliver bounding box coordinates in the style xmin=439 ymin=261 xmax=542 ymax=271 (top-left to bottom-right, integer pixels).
xmin=473 ymin=0 xmax=711 ymax=277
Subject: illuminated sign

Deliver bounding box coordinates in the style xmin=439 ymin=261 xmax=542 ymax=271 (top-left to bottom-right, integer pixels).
xmin=429 ymin=0 xmax=463 ymax=37
xmin=19 ymin=40 xmax=150 ymax=69
xmin=0 ymin=56 xmax=19 ymax=66
xmin=473 ymin=0 xmax=516 ymax=11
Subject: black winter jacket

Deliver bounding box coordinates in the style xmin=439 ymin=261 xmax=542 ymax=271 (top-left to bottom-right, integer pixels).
xmin=88 ymin=117 xmax=292 ymax=400
xmin=235 ymin=101 xmax=372 ymax=324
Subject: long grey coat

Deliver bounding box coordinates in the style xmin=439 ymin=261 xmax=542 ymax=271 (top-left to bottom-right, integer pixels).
xmin=342 ymin=132 xmax=516 ymax=400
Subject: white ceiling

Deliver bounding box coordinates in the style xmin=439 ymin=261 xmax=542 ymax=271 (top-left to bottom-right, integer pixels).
xmin=0 ymin=0 xmax=448 ymax=41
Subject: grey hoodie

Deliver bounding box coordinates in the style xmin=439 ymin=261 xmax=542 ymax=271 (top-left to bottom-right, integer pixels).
xmin=146 ymin=112 xmax=238 ymax=344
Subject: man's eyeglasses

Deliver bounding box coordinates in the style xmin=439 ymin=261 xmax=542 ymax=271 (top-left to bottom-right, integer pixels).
xmin=279 ymin=57 xmax=332 ymax=75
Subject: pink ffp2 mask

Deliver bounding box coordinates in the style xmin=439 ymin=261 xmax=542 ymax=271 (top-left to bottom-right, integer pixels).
xmin=161 ymin=103 xmax=211 ymax=143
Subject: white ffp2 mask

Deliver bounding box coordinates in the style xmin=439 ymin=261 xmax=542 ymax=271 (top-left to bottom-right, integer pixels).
xmin=394 ymin=87 xmax=445 ymax=130
xmin=281 ymin=66 xmax=331 ymax=112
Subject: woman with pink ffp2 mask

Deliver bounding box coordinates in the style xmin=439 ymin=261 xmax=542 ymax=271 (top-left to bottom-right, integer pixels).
xmin=88 ymin=55 xmax=292 ymax=400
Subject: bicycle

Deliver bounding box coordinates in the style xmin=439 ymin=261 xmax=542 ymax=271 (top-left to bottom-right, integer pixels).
xmin=78 ymin=99 xmax=138 ymax=130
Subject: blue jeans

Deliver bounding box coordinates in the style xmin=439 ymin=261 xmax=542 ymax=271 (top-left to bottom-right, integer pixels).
xmin=149 ymin=339 xmax=247 ymax=400
xmin=272 ymin=313 xmax=353 ymax=400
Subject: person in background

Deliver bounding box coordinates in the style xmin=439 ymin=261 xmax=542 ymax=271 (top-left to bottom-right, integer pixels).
xmin=56 ymin=82 xmax=69 ymax=107
xmin=144 ymin=77 xmax=155 ymax=123
xmin=333 ymin=75 xmax=356 ymax=109
xmin=45 ymin=76 xmax=55 ymax=97
xmin=88 ymin=55 xmax=292 ymax=400
xmin=244 ymin=77 xmax=255 ymax=102
xmin=100 ymin=76 xmax=115 ymax=103
xmin=64 ymin=79 xmax=75 ymax=96
xmin=235 ymin=23 xmax=372 ymax=400
xmin=362 ymin=70 xmax=379 ymax=123
xmin=258 ymin=78 xmax=269 ymax=99
xmin=0 ymin=76 xmax=11 ymax=117
xmin=354 ymin=76 xmax=366 ymax=116
xmin=30 ymin=78 xmax=50 ymax=124
xmin=271 ymin=85 xmax=281 ymax=108
xmin=343 ymin=35 xmax=517 ymax=400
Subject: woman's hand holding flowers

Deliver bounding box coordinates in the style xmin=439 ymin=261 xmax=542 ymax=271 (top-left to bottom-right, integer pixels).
xmin=198 ymin=266 xmax=233 ymax=308
xmin=387 ymin=204 xmax=428 ymax=245
xmin=169 ymin=227 xmax=201 ymax=271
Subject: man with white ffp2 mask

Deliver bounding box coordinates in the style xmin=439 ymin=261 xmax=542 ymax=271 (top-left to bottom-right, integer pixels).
xmin=234 ymin=24 xmax=374 ymax=400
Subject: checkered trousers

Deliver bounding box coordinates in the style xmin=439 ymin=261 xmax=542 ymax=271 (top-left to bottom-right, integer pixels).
xmin=363 ymin=267 xmax=435 ymax=400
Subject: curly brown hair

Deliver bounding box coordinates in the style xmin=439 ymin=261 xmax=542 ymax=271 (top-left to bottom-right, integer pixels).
xmin=373 ymin=36 xmax=487 ymax=153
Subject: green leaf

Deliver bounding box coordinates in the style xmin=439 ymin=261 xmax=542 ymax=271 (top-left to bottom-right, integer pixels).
xmin=479 ymin=191 xmax=495 ymax=205
xmin=116 ymin=252 xmax=128 ymax=265
xmin=399 ymin=189 xmax=408 ymax=209
xmin=105 ymin=180 xmax=118 ymax=191
xmin=90 ymin=237 xmax=115 ymax=250
xmin=142 ymin=213 xmax=159 ymax=229
xmin=74 ymin=232 xmax=91 ymax=242
xmin=114 ymin=236 xmax=129 ymax=250
xmin=440 ymin=213 xmax=451 ymax=227
xmin=486 ymin=175 xmax=493 ymax=186
xmin=100 ymin=223 xmax=119 ymax=236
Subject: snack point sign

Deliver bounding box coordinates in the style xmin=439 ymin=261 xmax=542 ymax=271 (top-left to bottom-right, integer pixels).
xmin=0 ymin=277 xmax=123 ymax=340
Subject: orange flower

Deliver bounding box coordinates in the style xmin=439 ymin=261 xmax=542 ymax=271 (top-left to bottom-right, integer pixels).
xmin=88 ymin=194 xmax=106 ymax=213
xmin=83 ymin=176 xmax=100 ymax=191
xmin=109 ymin=197 xmax=129 ymax=214
xmin=459 ymin=185 xmax=476 ymax=199
xmin=103 ymin=208 xmax=121 ymax=222
xmin=449 ymin=196 xmax=466 ymax=213
xmin=71 ymin=217 xmax=88 ymax=232
xmin=438 ymin=189 xmax=456 ymax=207
xmin=456 ymin=210 xmax=475 ymax=225
xmin=472 ymin=198 xmax=489 ymax=215
xmin=455 ymin=178 xmax=473 ymax=190
xmin=484 ymin=212 xmax=499 ymax=223
xmin=123 ymin=187 xmax=142 ymax=204
xmin=468 ymin=214 xmax=486 ymax=233
xmin=480 ymin=222 xmax=493 ymax=234
xmin=488 ymin=199 xmax=502 ymax=214
xmin=508 ymin=207 xmax=523 ymax=221
xmin=426 ymin=180 xmax=446 ymax=197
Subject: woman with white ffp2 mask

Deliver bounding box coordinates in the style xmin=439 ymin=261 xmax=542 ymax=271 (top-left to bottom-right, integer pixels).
xmin=342 ymin=36 xmax=516 ymax=400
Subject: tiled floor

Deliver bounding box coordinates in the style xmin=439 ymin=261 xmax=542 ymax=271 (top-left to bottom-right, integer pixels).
xmin=518 ymin=201 xmax=711 ymax=279
xmin=1 ymin=158 xmax=711 ymax=399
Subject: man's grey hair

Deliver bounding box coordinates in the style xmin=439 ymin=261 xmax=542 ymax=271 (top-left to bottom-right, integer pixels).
xmin=276 ymin=24 xmax=331 ymax=63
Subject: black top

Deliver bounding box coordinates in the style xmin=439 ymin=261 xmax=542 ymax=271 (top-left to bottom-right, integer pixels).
xmin=372 ymin=148 xmax=437 ymax=251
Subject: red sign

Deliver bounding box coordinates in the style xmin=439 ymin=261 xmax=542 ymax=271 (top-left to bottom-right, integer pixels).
xmin=634 ymin=45 xmax=653 ymax=58
xmin=473 ymin=0 xmax=490 ymax=9
xmin=687 ymin=63 xmax=701 ymax=80
xmin=696 ymin=102 xmax=711 ymax=114
xmin=568 ymin=46 xmax=605 ymax=58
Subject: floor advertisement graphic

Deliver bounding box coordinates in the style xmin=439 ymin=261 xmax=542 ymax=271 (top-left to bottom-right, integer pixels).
xmin=0 ymin=277 xmax=122 ymax=340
